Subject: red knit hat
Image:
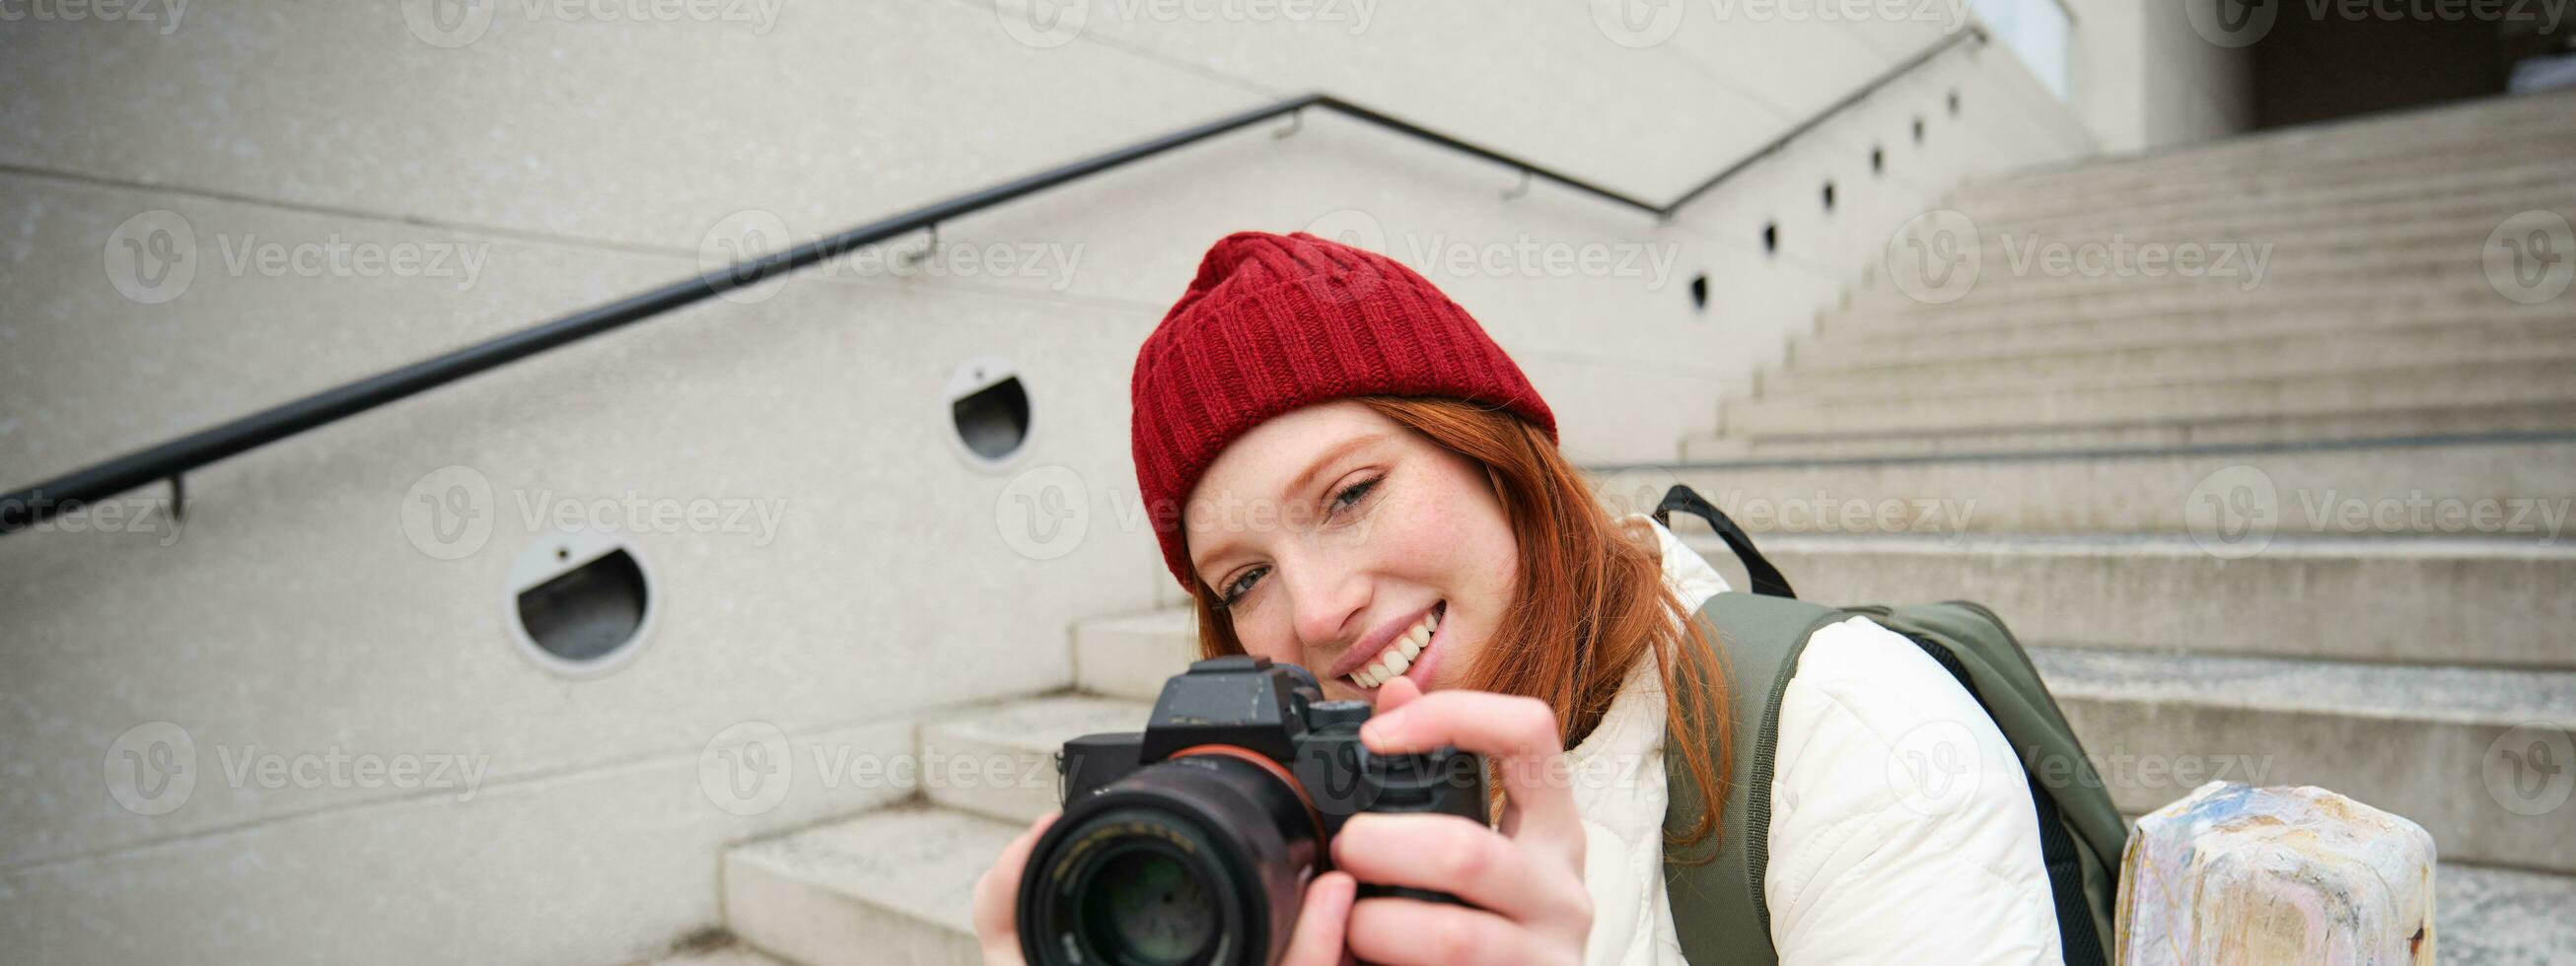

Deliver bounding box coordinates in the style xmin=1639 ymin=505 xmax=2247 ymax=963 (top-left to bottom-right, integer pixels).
xmin=1130 ymin=230 xmax=1558 ymax=592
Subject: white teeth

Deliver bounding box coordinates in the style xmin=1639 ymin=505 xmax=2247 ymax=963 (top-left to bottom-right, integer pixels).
xmin=1353 ymin=605 xmax=1442 ymax=689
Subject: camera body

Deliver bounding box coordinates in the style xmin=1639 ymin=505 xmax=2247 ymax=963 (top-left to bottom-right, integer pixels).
xmin=1017 ymin=655 xmax=1487 ymax=966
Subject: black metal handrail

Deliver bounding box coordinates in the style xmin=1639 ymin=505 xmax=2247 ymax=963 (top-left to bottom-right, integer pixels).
xmin=0 ymin=28 xmax=1984 ymax=535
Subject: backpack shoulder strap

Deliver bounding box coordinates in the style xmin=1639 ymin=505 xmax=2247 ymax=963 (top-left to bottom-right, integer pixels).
xmin=1661 ymin=590 xmax=1848 ymax=966
xmin=1864 ymin=602 xmax=2126 ymax=966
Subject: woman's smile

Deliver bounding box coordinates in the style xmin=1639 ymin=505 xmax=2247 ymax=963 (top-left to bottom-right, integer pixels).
xmin=1334 ymin=599 xmax=1448 ymax=695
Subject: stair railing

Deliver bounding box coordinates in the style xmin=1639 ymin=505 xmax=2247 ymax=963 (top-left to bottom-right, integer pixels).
xmin=1 ymin=28 xmax=1986 ymax=535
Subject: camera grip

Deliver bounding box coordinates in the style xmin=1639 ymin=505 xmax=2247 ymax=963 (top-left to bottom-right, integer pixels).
xmin=1343 ymin=745 xmax=1489 ymax=909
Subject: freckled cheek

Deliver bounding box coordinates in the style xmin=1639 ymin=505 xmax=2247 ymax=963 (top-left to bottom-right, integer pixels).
xmin=1380 ymin=497 xmax=1474 ymax=581
xmin=1381 ymin=494 xmax=1463 ymax=564
xmin=1241 ymin=629 xmax=1311 ymax=672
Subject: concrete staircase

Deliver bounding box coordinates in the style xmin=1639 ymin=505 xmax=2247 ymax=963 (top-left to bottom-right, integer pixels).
xmin=1666 ymin=89 xmax=2576 ymax=961
xmin=703 ymin=93 xmax=2576 ymax=965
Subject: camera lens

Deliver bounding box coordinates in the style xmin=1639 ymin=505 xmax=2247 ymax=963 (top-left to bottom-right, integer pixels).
xmin=1020 ymin=755 xmax=1324 ymax=966
xmin=1079 ymin=845 xmax=1218 ymax=964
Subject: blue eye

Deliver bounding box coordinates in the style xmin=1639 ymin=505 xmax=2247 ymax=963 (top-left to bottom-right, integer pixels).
xmin=1221 ymin=566 xmax=1265 ymax=606
xmin=1332 ymin=476 xmax=1380 ymax=512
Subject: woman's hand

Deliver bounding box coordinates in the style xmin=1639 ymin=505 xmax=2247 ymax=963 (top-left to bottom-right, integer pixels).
xmin=970 ymin=810 xmax=1057 ymax=966
xmin=969 ymin=809 xmax=1365 ymax=965
xmin=1327 ymin=676 xmax=1594 ymax=966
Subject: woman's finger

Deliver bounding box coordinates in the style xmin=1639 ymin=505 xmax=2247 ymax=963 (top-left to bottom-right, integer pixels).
xmin=1330 ymin=812 xmax=1590 ymax=929
xmin=1278 ymin=870 xmax=1358 ymax=966
xmin=1346 ymin=893 xmax=1567 ymax=966
xmin=1359 ymin=691 xmax=1582 ymax=858
xmin=1373 ymin=674 xmax=1426 ymax=714
xmin=970 ymin=810 xmax=1058 ymax=953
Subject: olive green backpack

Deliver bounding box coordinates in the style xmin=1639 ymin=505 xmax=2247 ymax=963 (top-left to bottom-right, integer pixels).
xmin=1649 ymin=485 xmax=2125 ymax=966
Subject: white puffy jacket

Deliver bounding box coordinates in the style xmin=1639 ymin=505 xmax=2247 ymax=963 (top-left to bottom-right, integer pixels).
xmin=1569 ymin=515 xmax=2065 ymax=965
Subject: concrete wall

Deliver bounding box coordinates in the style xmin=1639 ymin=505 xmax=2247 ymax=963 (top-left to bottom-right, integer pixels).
xmin=1 ymin=3 xmax=2095 ymax=962
xmin=2063 ymin=0 xmax=2255 ymax=153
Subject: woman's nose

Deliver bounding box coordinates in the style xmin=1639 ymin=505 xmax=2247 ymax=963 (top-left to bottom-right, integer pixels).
xmin=1281 ymin=563 xmax=1369 ymax=663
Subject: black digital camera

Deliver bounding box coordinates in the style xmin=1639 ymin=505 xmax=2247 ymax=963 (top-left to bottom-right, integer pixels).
xmin=1015 ymin=655 xmax=1488 ymax=966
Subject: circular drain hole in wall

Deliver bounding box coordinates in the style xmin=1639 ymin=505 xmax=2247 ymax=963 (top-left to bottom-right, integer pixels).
xmin=948 ymin=356 xmax=1035 ymax=470
xmin=507 ymin=528 xmax=656 ymax=677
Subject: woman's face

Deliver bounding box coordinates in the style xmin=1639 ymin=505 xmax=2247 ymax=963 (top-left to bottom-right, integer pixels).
xmin=1181 ymin=399 xmax=1519 ymax=706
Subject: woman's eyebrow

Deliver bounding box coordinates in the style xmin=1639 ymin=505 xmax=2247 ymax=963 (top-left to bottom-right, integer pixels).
xmin=1189 ymin=432 xmax=1393 ymax=581
xmin=1283 ymin=432 xmax=1392 ymax=505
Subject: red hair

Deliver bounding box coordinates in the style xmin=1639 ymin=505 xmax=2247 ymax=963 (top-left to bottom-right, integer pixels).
xmin=1178 ymin=395 xmax=1731 ymax=859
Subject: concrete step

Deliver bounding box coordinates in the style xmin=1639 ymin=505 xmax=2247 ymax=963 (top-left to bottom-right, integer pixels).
xmin=629 ymin=939 xmax=792 ymax=966
xmin=1844 ymin=262 xmax=2524 ymax=319
xmin=1073 ymin=607 xmax=1197 ymax=702
xmin=1891 ymin=217 xmax=2564 ymax=300
xmin=1826 ymin=277 xmax=2520 ymax=333
xmin=1987 ymin=100 xmax=2576 ymax=192
xmin=2029 ymin=644 xmax=2576 ymax=874
xmin=1989 ymin=121 xmax=2576 ymax=202
xmin=1968 ymin=92 xmax=2576 ymax=199
xmin=1962 ymin=181 xmax=2576 ymax=250
xmin=1777 ymin=326 xmax=2576 ymax=399
xmin=1790 ymin=307 xmax=2573 ymax=376
xmin=1965 ymin=204 xmax=2576 ymax=263
xmin=1968 ymin=191 xmax=2576 ymax=264
xmin=1667 ymin=532 xmax=2576 ymax=668
xmin=1639 ymin=438 xmax=2576 ymax=540
xmin=1876 ymin=272 xmax=2503 ymax=323
xmin=723 ymin=802 xmax=1009 ymax=966
xmin=1894 ymin=250 xmax=2495 ymax=311
xmin=920 ymin=694 xmax=1152 ymax=826
xmin=2437 ymin=862 xmax=2576 ymax=965
xmin=1980 ymin=134 xmax=2576 ymax=215
xmin=1722 ymin=360 xmax=2576 ymax=438
xmin=1766 ymin=331 xmax=2576 ymax=401
xmin=1845 ymin=254 xmax=2516 ymax=316
xmin=1966 ymin=154 xmax=2576 ymax=227
xmin=1682 ymin=407 xmax=2576 ymax=459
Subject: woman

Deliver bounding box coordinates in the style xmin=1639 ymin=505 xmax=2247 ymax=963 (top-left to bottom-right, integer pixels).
xmin=973 ymin=231 xmax=2065 ymax=965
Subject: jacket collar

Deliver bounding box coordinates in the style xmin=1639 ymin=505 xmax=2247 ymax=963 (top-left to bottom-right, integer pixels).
xmin=1633 ymin=512 xmax=1734 ymax=610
